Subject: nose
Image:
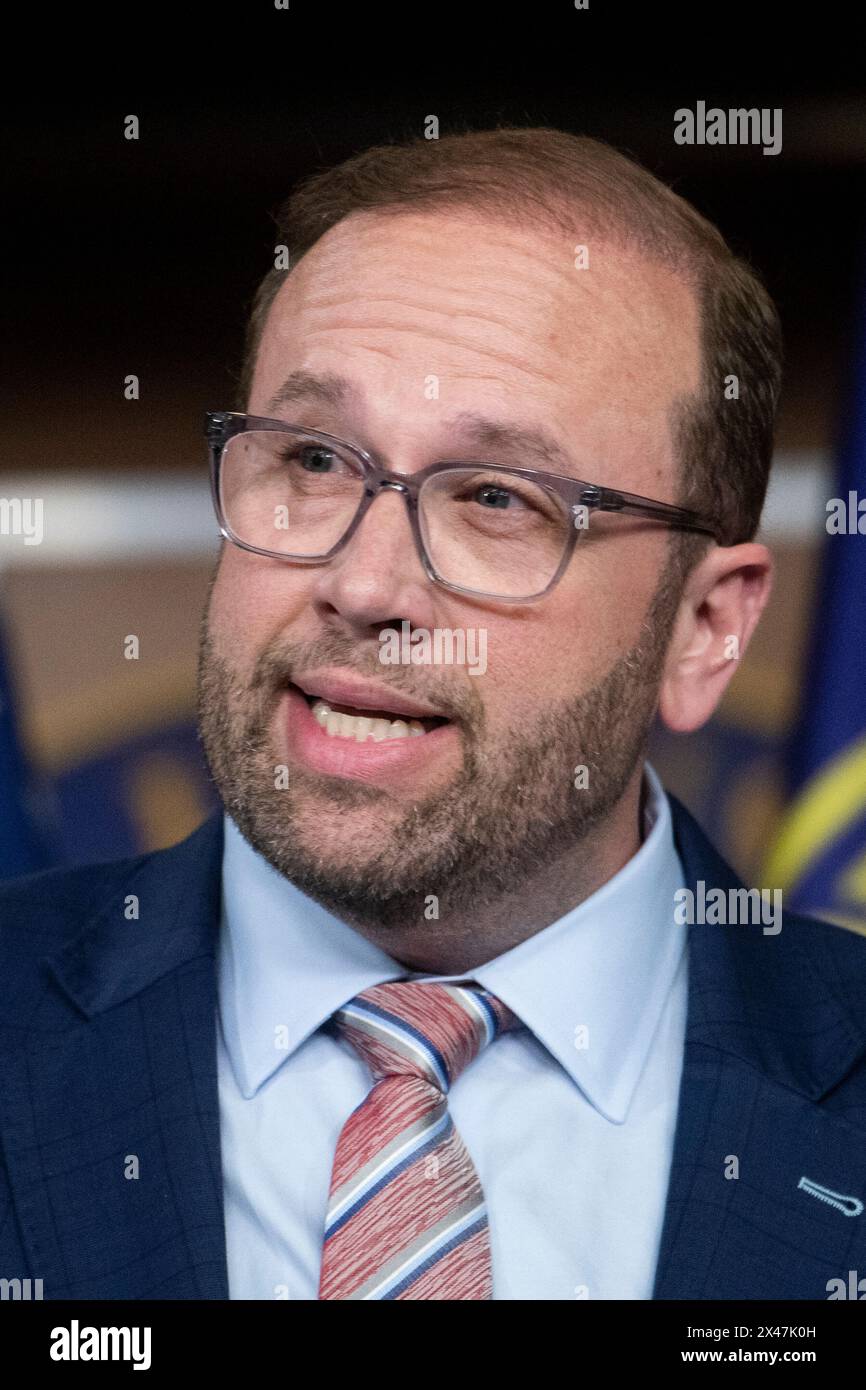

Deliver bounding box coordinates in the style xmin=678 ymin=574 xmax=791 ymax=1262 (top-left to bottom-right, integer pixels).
xmin=309 ymin=479 xmax=437 ymax=637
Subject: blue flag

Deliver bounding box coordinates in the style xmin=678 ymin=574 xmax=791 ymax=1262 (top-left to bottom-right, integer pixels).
xmin=765 ymin=261 xmax=866 ymax=930
xmin=0 ymin=614 xmax=55 ymax=877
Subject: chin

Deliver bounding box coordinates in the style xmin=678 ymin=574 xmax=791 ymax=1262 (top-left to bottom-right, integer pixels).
xmin=286 ymin=799 xmax=404 ymax=867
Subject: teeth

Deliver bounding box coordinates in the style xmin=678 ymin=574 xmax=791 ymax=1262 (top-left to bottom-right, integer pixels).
xmin=311 ymin=699 xmax=427 ymax=741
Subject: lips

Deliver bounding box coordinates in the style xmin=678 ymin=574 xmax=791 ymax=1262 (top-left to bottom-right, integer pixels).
xmin=290 ymin=671 xmax=451 ymax=729
xmin=279 ymin=680 xmax=460 ymax=786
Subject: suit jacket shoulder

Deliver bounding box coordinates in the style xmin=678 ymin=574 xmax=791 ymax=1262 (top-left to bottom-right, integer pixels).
xmin=0 ymin=812 xmax=229 ymax=1299
xmin=0 ymin=813 xmax=224 ymax=1025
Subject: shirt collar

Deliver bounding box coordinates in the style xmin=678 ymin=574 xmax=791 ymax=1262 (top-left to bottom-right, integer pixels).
xmin=218 ymin=762 xmax=687 ymax=1123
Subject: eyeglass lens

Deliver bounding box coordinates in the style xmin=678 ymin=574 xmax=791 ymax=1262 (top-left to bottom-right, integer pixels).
xmin=219 ymin=429 xmax=573 ymax=599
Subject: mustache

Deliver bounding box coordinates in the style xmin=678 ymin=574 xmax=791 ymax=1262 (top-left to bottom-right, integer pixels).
xmin=248 ymin=630 xmax=482 ymax=726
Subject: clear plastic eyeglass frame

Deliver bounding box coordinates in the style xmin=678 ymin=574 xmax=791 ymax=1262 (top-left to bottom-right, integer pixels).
xmin=206 ymin=410 xmax=720 ymax=603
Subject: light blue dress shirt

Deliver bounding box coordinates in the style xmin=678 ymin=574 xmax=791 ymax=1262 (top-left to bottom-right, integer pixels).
xmin=216 ymin=761 xmax=689 ymax=1300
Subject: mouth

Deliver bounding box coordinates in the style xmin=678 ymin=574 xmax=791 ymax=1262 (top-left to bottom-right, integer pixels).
xmin=280 ymin=676 xmax=460 ymax=787
xmin=287 ymin=674 xmax=452 ymax=744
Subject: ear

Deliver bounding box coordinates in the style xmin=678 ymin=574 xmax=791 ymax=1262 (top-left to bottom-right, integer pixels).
xmin=658 ymin=542 xmax=773 ymax=734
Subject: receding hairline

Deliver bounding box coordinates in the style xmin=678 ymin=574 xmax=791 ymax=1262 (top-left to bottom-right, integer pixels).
xmin=257 ymin=188 xmax=717 ymax=336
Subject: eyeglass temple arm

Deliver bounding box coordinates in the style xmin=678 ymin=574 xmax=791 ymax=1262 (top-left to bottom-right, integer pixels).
xmin=586 ymin=486 xmax=719 ymax=538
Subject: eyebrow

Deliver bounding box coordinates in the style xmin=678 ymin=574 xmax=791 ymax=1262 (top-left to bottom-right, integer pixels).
xmin=263 ymin=372 xmax=576 ymax=474
xmin=446 ymin=411 xmax=575 ymax=473
xmin=264 ymin=370 xmax=355 ymax=416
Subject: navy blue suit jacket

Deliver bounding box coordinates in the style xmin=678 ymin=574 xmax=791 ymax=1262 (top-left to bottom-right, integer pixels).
xmin=2 ymin=797 xmax=866 ymax=1299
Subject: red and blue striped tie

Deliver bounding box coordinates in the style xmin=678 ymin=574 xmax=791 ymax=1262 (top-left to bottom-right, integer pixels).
xmin=318 ymin=979 xmax=520 ymax=1300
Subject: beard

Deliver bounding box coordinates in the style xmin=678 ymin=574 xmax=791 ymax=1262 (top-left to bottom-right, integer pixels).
xmin=196 ymin=563 xmax=682 ymax=933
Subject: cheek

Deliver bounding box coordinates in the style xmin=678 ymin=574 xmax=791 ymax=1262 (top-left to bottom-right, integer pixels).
xmin=477 ymin=551 xmax=660 ymax=716
xmin=473 ymin=611 xmax=595 ymax=722
xmin=208 ymin=550 xmax=310 ymax=656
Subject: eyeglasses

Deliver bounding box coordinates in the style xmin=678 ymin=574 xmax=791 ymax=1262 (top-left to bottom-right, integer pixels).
xmin=205 ymin=411 xmax=719 ymax=602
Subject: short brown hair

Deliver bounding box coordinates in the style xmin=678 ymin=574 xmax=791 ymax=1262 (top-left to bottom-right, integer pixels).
xmin=238 ymin=126 xmax=783 ymax=551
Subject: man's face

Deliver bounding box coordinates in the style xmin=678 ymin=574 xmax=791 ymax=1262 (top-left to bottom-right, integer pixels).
xmin=198 ymin=209 xmax=702 ymax=927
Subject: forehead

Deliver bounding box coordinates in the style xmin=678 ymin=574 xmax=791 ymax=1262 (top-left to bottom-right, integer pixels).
xmin=250 ymin=209 xmax=702 ymax=487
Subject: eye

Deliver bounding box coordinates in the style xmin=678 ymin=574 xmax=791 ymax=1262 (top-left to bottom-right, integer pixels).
xmin=467 ymin=479 xmax=560 ymax=518
xmin=297 ymin=445 xmax=339 ymax=473
xmin=475 ymin=483 xmax=516 ymax=509
xmin=275 ymin=443 xmax=356 ymax=479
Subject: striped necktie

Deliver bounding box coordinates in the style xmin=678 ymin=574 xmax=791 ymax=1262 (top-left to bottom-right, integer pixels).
xmin=318 ymin=979 xmax=520 ymax=1300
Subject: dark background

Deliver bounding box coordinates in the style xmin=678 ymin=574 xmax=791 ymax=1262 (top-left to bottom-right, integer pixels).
xmin=7 ymin=76 xmax=866 ymax=473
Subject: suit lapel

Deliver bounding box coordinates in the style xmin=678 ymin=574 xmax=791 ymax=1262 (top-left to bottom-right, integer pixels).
xmin=653 ymin=798 xmax=866 ymax=1299
xmin=0 ymin=813 xmax=229 ymax=1299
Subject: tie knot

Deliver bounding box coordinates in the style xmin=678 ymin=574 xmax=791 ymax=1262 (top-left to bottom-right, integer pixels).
xmin=332 ymin=980 xmax=520 ymax=1093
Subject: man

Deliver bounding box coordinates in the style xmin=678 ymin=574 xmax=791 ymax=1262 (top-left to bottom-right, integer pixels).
xmin=2 ymin=126 xmax=866 ymax=1301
